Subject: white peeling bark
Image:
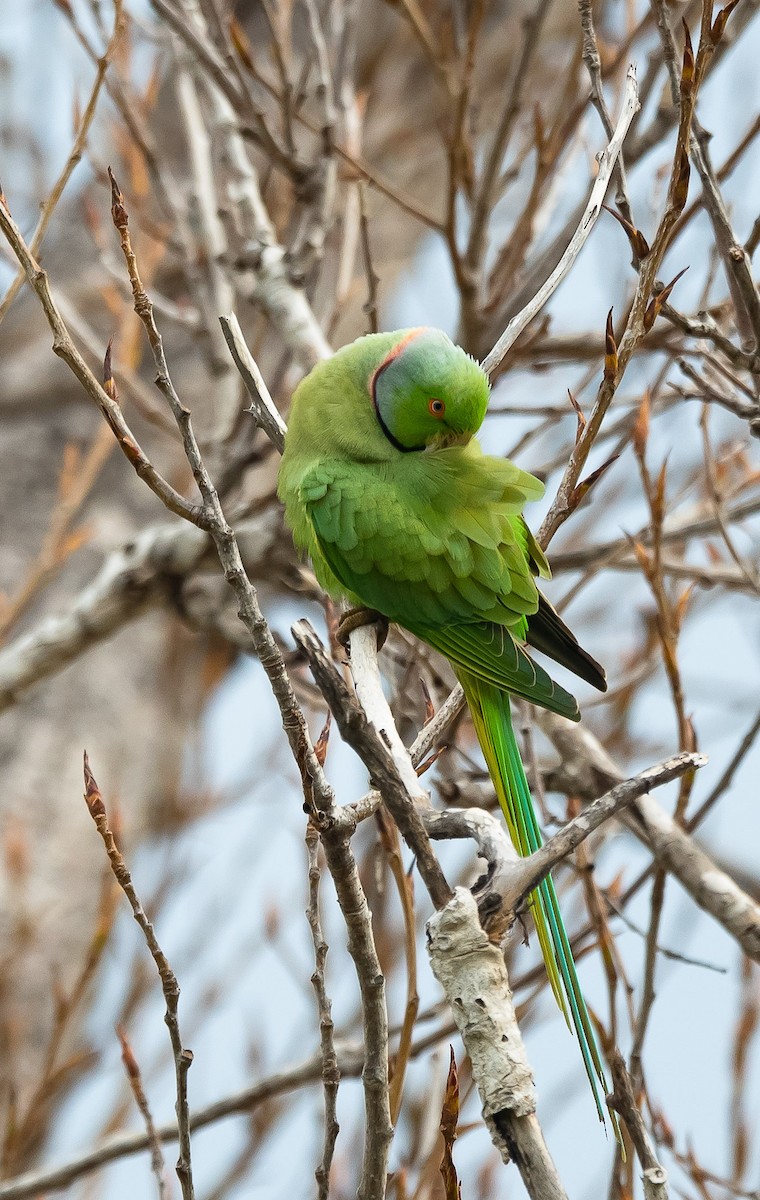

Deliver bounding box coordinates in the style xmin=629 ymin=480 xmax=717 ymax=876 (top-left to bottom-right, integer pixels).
xmin=349 ymin=624 xmax=430 ymax=806
xmin=427 ymin=888 xmax=568 ymax=1200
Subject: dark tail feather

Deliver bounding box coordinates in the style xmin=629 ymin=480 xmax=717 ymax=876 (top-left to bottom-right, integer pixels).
xmin=527 ymin=594 xmax=607 ymax=692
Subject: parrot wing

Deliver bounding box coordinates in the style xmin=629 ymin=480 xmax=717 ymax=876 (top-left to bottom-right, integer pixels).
xmin=299 ymin=457 xmax=582 ymax=720
xmin=420 ymin=623 xmax=581 ymax=721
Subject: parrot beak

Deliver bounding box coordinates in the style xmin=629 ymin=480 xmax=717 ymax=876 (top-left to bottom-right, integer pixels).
xmin=428 ymin=429 xmax=473 ymax=450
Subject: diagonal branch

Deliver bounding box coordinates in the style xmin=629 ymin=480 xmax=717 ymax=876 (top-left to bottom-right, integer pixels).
xmin=481 ymin=65 xmax=639 ymax=378
xmin=83 ymin=758 xmax=195 ymax=1200
xmin=292 ymin=619 xmax=453 ymax=911
xmin=503 ymin=752 xmax=706 ymax=911
xmin=0 ymin=192 xmax=206 ymax=528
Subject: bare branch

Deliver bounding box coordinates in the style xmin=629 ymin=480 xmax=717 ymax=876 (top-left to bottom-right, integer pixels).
xmin=116 ymin=1027 xmax=169 ymax=1200
xmin=0 ymin=3 xmax=124 ymax=324
xmin=609 ymin=1052 xmax=669 ymax=1200
xmin=506 ymin=753 xmax=706 ymax=908
xmin=292 ymin=619 xmax=453 ymax=911
xmin=0 ymin=192 xmax=206 ymax=527
xmin=305 ymin=824 xmax=340 ymax=1200
xmin=427 ymin=889 xmax=568 ymax=1200
xmin=481 ymin=65 xmax=640 ymax=378
xmin=83 ymin=758 xmax=195 ymax=1200
xmin=219 ymin=314 xmax=288 ymax=452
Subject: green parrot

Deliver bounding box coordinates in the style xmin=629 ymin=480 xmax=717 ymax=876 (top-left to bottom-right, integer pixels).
xmin=279 ymin=326 xmax=611 ymax=1125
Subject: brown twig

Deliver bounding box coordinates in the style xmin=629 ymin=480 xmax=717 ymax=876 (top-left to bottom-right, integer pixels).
xmin=305 ymin=823 xmax=340 ymax=1200
xmin=116 ymin=1026 xmax=168 ymax=1200
xmin=292 ymin=619 xmax=452 ymax=911
xmin=358 ymin=183 xmax=380 ymax=335
xmin=609 ymin=1051 xmax=668 ymax=1200
xmin=83 ymin=756 xmax=195 ymax=1200
xmin=0 ymin=2 xmax=124 ymax=323
xmin=0 ymin=191 xmax=206 ymax=527
xmin=104 ymin=170 xmax=396 ymax=1200
xmin=537 ymin=24 xmax=699 ymax=546
xmin=376 ymin=808 xmax=419 ymax=1124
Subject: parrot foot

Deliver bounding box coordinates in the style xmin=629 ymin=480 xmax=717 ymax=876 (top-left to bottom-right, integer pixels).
xmin=337 ymin=607 xmax=389 ymax=652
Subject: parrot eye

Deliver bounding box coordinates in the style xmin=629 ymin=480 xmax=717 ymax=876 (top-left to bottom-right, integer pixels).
xmin=428 ymin=398 xmax=445 ymax=418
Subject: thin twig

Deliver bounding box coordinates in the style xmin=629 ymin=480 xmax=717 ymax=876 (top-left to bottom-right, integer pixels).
xmin=116 ymin=1026 xmax=168 ymax=1200
xmin=376 ymin=808 xmax=419 ymax=1123
xmin=219 ymin=314 xmax=288 ymax=452
xmin=505 ymin=753 xmax=706 ymax=911
xmin=609 ymin=1052 xmax=669 ymax=1200
xmin=0 ymin=3 xmax=124 ymax=323
xmin=578 ymin=0 xmax=633 ymax=225
xmin=83 ymin=757 xmax=195 ymax=1200
xmin=305 ymin=823 xmax=340 ymax=1200
xmin=292 ymin=619 xmax=453 ymax=911
xmin=481 ymin=65 xmax=640 ymax=378
xmin=0 ymin=191 xmax=206 ymax=528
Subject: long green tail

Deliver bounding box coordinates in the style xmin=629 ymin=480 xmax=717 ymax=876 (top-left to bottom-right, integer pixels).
xmin=461 ymin=671 xmax=613 ymax=1130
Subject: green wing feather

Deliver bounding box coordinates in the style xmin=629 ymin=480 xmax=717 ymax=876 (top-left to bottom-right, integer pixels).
xmin=292 ymin=448 xmax=615 ymax=1132
xmin=420 ymin=622 xmax=581 ymax=720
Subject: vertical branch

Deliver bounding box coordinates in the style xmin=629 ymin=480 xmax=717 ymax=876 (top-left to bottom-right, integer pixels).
xmin=578 ymin=0 xmax=633 ymax=224
xmin=319 ymin=828 xmax=393 ymax=1200
xmin=83 ymin=757 xmax=195 ymax=1200
xmin=305 ymin=823 xmax=340 ymax=1200
xmin=116 ymin=1026 xmax=169 ymax=1200
xmin=0 ymin=2 xmax=124 ymax=323
xmin=375 ymin=808 xmax=418 ymax=1124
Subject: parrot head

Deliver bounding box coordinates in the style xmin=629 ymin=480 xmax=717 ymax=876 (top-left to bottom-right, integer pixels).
xmin=370 ymin=328 xmax=490 ymax=452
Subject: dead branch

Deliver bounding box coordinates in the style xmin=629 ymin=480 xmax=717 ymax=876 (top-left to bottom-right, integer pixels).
xmin=83 ymin=758 xmax=195 ymax=1200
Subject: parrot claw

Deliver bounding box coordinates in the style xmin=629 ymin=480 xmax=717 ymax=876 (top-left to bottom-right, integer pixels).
xmin=337 ymin=607 xmax=390 ymax=652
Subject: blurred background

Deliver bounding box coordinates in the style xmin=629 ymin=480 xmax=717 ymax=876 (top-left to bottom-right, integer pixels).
xmin=1 ymin=0 xmax=760 ymax=1197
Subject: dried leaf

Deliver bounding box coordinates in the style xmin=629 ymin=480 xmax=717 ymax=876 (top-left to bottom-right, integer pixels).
xmin=681 ymin=20 xmax=695 ymax=95
xmin=652 ymin=459 xmax=668 ymax=529
xmin=672 ymin=145 xmax=691 ymax=212
xmin=439 ymin=1046 xmax=461 ymax=1200
xmin=103 ymin=336 xmax=117 ymax=401
xmin=711 ymin=0 xmax=741 ymax=45
xmin=632 ymin=393 xmax=650 ymax=458
xmin=533 ymin=102 xmax=545 ymax=157
xmin=644 ymin=267 xmax=689 ymax=332
xmin=674 ymin=585 xmax=694 ymax=634
xmin=314 ymin=711 xmax=331 ymax=767
xmin=420 ymin=676 xmax=435 ymax=725
xmin=602 ymin=204 xmax=650 ymax=261
xmin=264 ymin=905 xmax=280 ymax=941
xmin=72 ymin=88 xmax=81 ymax=137
xmin=570 ymin=452 xmax=619 ymax=508
xmin=142 ymin=58 xmax=163 ymax=113
xmin=60 ymin=526 xmax=92 ymax=559
xmin=229 ymin=17 xmax=255 ymax=71
xmin=3 ymin=816 xmax=28 ymax=883
xmin=631 ymin=539 xmax=653 ymax=576
xmin=83 ymin=752 xmax=107 ymax=820
xmin=117 ymin=1025 xmax=140 ymax=1080
xmin=416 ymin=746 xmax=446 ymax=776
xmin=107 ymin=166 xmax=129 ymax=231
xmin=604 ymin=308 xmax=617 ymax=382
xmin=391 ymin=1168 xmax=409 ymax=1200
xmin=58 ymin=442 xmax=81 ymax=501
